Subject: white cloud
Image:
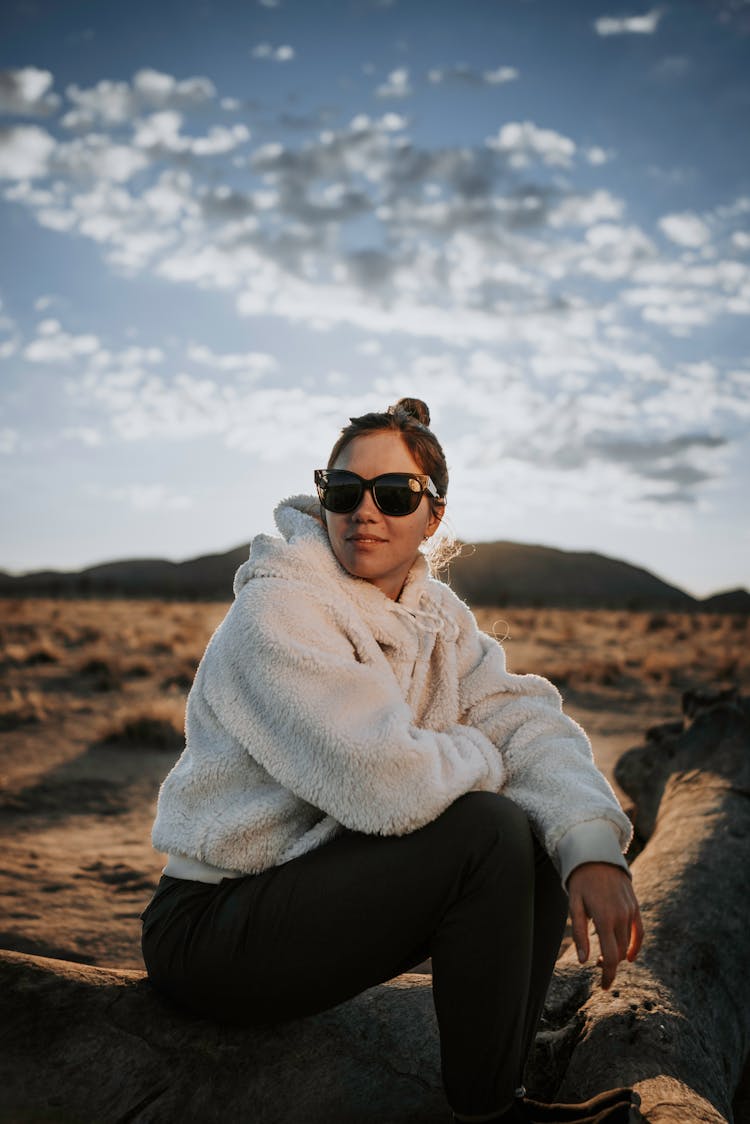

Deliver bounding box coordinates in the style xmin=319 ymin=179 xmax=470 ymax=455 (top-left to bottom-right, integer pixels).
xmin=251 ymin=43 xmax=296 ymax=61
xmin=651 ymin=55 xmax=691 ymax=80
xmin=0 ymin=305 xmax=19 ymax=359
xmin=34 ymin=295 xmax=59 ymax=311
xmin=186 ymin=343 xmax=278 ymax=376
xmin=486 ymin=121 xmax=576 ymax=168
xmin=142 ymin=170 xmax=199 ymax=222
xmin=23 ymin=319 xmax=100 ymax=363
xmin=62 ymin=426 xmax=102 ymax=446
xmin=2 ymin=72 xmax=744 ymax=384
xmin=63 ymin=69 xmax=216 ymax=130
xmin=133 ymin=111 xmax=250 ymax=156
xmin=43 ymin=178 xmax=177 ymax=272
xmin=27 ymin=298 xmax=749 ymax=540
xmin=66 ymin=353 xmax=371 ymax=464
xmin=548 ymin=189 xmax=624 ymax=227
xmin=659 ymin=211 xmax=712 ymax=248
xmin=356 ymin=339 xmax=383 ymax=356
xmin=0 ymin=125 xmax=55 ymax=179
xmin=586 ymin=146 xmax=612 ymax=165
xmin=640 ymin=300 xmax=714 ymax=331
xmin=428 ymin=64 xmax=518 ymax=87
xmin=0 ymin=68 xmax=60 ymax=115
xmin=62 ymin=80 xmax=132 ymax=129
xmin=483 ymin=66 xmax=519 ymax=85
xmin=577 ymin=223 xmax=656 ymax=281
xmin=55 ymin=134 xmax=149 ymax=182
xmin=132 ymin=69 xmax=216 ymax=106
xmin=112 ymin=483 xmax=192 ymax=511
xmin=376 ymin=68 xmax=412 ymax=98
xmin=594 ymin=8 xmax=664 ymax=35
xmin=620 ymin=278 xmax=738 ymax=334
xmin=0 ymin=427 xmax=19 ymax=454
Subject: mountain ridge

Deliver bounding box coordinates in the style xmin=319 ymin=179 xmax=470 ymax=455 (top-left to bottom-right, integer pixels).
xmin=1 ymin=539 xmax=747 ymax=611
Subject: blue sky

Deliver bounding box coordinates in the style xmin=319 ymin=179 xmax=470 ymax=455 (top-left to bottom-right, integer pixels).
xmin=1 ymin=0 xmax=749 ymax=596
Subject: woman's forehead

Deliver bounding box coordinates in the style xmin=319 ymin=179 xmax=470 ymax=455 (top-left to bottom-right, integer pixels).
xmin=332 ymin=431 xmax=423 ymax=475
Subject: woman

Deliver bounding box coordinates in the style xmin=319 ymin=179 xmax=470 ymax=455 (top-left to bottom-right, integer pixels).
xmin=142 ymin=398 xmax=643 ymax=1124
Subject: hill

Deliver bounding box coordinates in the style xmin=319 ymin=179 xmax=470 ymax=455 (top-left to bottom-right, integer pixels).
xmin=699 ymin=588 xmax=750 ymax=614
xmin=447 ymin=541 xmax=695 ymax=611
xmin=0 ymin=539 xmax=746 ymax=611
xmin=0 ymin=545 xmax=251 ymax=600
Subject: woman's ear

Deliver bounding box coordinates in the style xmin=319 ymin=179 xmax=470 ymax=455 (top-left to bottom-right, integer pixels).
xmin=425 ymin=501 xmax=444 ymax=538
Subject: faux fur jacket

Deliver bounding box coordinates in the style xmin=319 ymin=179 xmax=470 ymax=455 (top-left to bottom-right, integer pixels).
xmin=151 ymin=495 xmax=631 ymax=884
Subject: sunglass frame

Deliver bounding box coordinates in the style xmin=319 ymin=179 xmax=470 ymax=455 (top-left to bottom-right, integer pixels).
xmin=314 ymin=468 xmax=440 ymax=516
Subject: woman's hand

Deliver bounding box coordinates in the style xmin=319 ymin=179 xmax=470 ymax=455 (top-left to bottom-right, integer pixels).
xmin=567 ymin=861 xmax=643 ymax=989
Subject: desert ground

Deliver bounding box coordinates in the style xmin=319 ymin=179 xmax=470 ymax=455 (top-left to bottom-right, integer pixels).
xmin=1 ymin=597 xmax=748 ymax=1117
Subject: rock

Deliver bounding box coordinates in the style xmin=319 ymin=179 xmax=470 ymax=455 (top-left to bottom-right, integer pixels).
xmin=0 ymin=951 xmax=447 ymax=1123
xmin=528 ymin=691 xmax=750 ymax=1124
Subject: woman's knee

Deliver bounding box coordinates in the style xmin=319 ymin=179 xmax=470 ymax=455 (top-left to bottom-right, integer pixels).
xmin=442 ymin=791 xmax=534 ymax=862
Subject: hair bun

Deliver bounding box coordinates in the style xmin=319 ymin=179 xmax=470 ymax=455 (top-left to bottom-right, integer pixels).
xmin=388 ymin=397 xmax=431 ymax=427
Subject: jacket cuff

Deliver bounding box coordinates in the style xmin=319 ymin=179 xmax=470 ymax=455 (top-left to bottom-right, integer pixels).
xmin=163 ymin=852 xmax=241 ymax=884
xmin=556 ymin=820 xmax=630 ymax=888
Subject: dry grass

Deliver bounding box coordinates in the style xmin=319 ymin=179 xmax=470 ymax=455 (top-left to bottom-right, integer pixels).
xmin=2 ymin=599 xmax=746 ymax=728
xmin=475 ymin=606 xmax=750 ymax=711
xmin=0 ymin=687 xmax=48 ymax=731
xmin=0 ymin=595 xmax=748 ymax=987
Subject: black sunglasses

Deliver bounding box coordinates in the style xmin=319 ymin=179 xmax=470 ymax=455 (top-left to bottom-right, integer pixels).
xmin=314 ymin=469 xmax=441 ymax=516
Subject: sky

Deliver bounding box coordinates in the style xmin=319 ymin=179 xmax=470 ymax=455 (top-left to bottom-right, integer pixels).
xmin=1 ymin=0 xmax=749 ymax=597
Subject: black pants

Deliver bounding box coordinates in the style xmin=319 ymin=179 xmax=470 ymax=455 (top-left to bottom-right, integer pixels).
xmin=141 ymin=792 xmax=568 ymax=1117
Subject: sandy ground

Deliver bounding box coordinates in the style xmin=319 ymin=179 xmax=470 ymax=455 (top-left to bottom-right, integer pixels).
xmin=1 ymin=598 xmax=748 ymax=1117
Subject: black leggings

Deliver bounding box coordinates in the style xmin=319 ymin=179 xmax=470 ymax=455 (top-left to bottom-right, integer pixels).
xmin=141 ymin=792 xmax=568 ymax=1117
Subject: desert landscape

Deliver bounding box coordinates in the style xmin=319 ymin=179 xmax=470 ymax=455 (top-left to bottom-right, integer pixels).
xmin=1 ymin=596 xmax=749 ymax=1120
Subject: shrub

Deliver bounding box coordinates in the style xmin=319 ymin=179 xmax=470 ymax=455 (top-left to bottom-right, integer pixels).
xmin=99 ymin=708 xmax=183 ymax=751
xmin=78 ymin=657 xmax=122 ymax=692
xmin=0 ymin=689 xmax=46 ymax=730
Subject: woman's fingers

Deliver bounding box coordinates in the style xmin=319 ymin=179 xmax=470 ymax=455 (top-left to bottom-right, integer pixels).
xmin=566 ymin=862 xmax=644 ymax=988
xmin=597 ymin=928 xmax=620 ymax=989
xmin=569 ymin=889 xmax=590 ymax=964
xmin=627 ymin=903 xmax=644 ymax=961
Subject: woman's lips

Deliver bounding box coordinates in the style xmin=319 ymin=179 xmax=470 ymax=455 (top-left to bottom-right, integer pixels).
xmin=346 ymin=534 xmax=387 ymax=544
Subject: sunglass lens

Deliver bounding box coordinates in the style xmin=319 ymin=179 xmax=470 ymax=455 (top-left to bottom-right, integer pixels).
xmin=322 ymin=475 xmax=362 ymax=513
xmin=373 ymin=476 xmax=420 ymax=515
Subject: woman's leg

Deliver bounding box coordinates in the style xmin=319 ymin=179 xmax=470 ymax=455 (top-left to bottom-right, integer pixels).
xmin=142 ymin=792 xmax=567 ymax=1117
xmin=429 ymin=799 xmax=567 ymax=1117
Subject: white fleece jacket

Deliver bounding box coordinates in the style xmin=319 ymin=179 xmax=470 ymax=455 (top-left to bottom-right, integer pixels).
xmin=151 ymin=495 xmax=631 ymax=885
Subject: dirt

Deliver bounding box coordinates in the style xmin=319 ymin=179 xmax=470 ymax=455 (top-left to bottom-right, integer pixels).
xmin=1 ymin=597 xmax=748 ymax=1120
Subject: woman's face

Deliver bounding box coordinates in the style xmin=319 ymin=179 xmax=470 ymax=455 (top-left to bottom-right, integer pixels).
xmin=324 ymin=431 xmax=443 ymax=601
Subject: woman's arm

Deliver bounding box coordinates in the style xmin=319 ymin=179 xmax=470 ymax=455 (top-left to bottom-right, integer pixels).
xmin=453 ymin=613 xmax=642 ymax=983
xmin=453 ymin=609 xmax=632 ymax=868
xmin=197 ymin=578 xmax=505 ymax=836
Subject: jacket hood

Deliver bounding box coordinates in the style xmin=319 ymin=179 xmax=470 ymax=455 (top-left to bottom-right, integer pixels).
xmin=232 ymin=493 xmax=443 ymax=629
xmin=232 ymin=494 xmax=331 ymax=597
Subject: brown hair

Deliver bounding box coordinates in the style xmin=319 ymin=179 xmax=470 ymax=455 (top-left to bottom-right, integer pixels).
xmin=327 ymin=397 xmax=448 ymax=506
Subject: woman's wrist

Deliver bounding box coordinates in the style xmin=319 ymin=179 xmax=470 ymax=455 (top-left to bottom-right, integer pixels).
xmin=556 ymin=819 xmax=629 ymax=887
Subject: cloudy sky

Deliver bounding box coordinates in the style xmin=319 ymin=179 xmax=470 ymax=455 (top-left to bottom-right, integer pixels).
xmin=1 ymin=0 xmax=749 ymax=596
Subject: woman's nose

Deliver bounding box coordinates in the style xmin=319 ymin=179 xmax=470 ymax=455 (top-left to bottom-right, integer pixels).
xmin=352 ymin=485 xmax=379 ymax=518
